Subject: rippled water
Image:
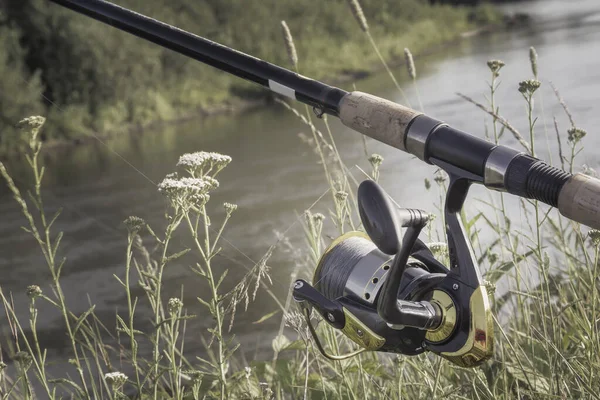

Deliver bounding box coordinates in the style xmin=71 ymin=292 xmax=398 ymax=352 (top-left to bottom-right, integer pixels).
xmin=1 ymin=0 xmax=599 ymax=368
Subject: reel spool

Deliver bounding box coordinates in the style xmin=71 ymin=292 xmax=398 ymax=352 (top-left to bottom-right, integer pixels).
xmin=293 ymin=179 xmax=494 ymax=368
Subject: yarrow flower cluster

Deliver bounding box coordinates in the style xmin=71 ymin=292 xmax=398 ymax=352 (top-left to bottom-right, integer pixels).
xmin=123 ymin=216 xmax=145 ymax=235
xmin=158 ymin=176 xmax=218 ymax=209
xmin=368 ymin=154 xmax=384 ymax=168
xmin=588 ymin=230 xmax=600 ymax=247
xmin=105 ymin=372 xmax=128 ymax=390
xmin=312 ymin=212 xmax=325 ymax=223
xmin=177 ymin=152 xmax=231 ymax=177
xmin=224 ymin=202 xmax=238 ymax=215
xmin=567 ymin=127 xmax=587 ymax=144
xmin=26 ymin=285 xmax=42 ymax=299
xmin=518 ymin=79 xmax=541 ymax=96
xmin=168 ymin=298 xmax=184 ymax=315
xmin=184 ymin=370 xmax=204 ymax=383
xmin=434 ymin=170 xmax=446 ymax=185
xmin=484 ymin=280 xmax=497 ymax=297
xmin=428 ymin=242 xmax=448 ymax=257
xmin=17 ymin=116 xmax=46 ymax=149
xmin=334 ymin=191 xmax=348 ymax=202
xmin=13 ymin=351 xmax=32 ymax=370
xmin=487 ymin=60 xmax=505 ymax=77
xmin=304 ymin=210 xmax=325 ymax=239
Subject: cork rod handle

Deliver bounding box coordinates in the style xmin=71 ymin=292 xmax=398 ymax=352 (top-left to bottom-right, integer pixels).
xmin=558 ymin=174 xmax=600 ymax=230
xmin=338 ymin=91 xmax=421 ymax=152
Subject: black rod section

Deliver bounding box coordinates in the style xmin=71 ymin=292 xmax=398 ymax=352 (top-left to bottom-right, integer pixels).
xmin=47 ymin=0 xmax=348 ymax=116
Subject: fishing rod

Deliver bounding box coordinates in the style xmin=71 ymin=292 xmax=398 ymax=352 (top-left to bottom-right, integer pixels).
xmin=48 ymin=0 xmax=600 ymax=368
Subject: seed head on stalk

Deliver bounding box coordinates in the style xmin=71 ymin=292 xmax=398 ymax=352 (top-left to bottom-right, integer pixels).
xmin=347 ymin=0 xmax=369 ymax=32
xmin=529 ymin=46 xmax=538 ymax=79
xmin=280 ymin=21 xmax=298 ymax=70
xmin=404 ymin=48 xmax=416 ymax=80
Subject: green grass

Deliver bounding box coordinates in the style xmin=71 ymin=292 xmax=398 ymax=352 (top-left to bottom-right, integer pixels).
xmin=0 ymin=1 xmax=597 ymax=399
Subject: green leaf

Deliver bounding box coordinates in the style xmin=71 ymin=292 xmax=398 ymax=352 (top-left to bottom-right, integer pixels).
xmin=115 ymin=314 xmax=130 ymax=336
xmin=466 ymin=212 xmax=483 ymax=232
xmin=56 ymin=257 xmax=67 ymax=279
xmin=166 ymin=248 xmax=191 ymax=262
xmin=216 ymin=269 xmax=229 ymax=290
xmin=140 ymin=271 xmax=158 ymax=282
xmin=196 ymin=296 xmax=212 ymax=310
xmin=48 ymin=208 xmax=63 ymax=230
xmin=477 ymin=237 xmax=501 ymax=265
xmin=48 ymin=378 xmax=86 ymax=397
xmin=272 ymin=334 xmax=290 ymax=353
xmin=282 ymin=339 xmax=306 ymax=351
xmin=505 ymin=363 xmax=550 ymax=393
xmin=485 ymin=250 xmax=535 ymax=284
xmin=73 ymin=305 xmax=95 ymax=335
xmin=252 ymin=309 xmax=279 ymax=325
xmin=113 ymin=274 xmax=126 ymax=288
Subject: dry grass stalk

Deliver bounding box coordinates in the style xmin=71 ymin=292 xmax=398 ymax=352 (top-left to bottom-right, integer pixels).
xmin=456 ymin=92 xmax=531 ymax=152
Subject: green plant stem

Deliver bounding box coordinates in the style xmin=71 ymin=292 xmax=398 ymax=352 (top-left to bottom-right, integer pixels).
xmin=185 ymin=210 xmax=227 ymax=400
xmin=152 ymin=218 xmax=179 ymax=399
xmin=25 ymin=146 xmax=90 ymax=398
xmin=365 ymin=33 xmax=411 ymax=107
xmin=124 ymin=235 xmax=142 ymax=394
xmin=168 ymin=313 xmax=181 ymax=400
xmin=28 ymin=300 xmax=53 ymax=399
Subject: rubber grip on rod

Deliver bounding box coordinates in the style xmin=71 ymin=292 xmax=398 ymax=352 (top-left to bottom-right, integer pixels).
xmin=558 ymin=173 xmax=600 ymax=229
xmin=339 ymin=91 xmax=421 ymax=151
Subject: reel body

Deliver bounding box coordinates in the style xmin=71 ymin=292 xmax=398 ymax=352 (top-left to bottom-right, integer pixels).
xmin=293 ymin=177 xmax=494 ymax=368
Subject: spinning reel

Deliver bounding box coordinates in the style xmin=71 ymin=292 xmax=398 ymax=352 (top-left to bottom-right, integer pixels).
xmin=293 ymin=177 xmax=493 ymax=368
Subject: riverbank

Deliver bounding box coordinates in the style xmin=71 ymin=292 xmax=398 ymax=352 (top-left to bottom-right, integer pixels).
xmin=0 ymin=1 xmax=508 ymax=159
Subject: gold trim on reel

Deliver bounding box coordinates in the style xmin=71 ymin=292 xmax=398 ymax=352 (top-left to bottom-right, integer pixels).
xmin=437 ymin=286 xmax=494 ymax=368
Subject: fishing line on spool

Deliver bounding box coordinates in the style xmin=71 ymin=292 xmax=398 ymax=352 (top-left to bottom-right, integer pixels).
xmin=313 ymin=235 xmax=385 ymax=300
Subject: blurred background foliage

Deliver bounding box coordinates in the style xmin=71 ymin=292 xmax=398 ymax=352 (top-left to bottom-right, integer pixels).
xmin=0 ymin=0 xmax=500 ymax=155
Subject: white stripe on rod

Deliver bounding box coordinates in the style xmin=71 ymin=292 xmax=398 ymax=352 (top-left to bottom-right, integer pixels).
xmin=268 ymin=80 xmax=296 ymax=99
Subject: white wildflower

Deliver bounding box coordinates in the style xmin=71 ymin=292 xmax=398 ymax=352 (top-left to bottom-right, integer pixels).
xmin=428 ymin=242 xmax=448 ymax=257
xmin=26 ymin=285 xmax=42 ymax=299
xmin=224 ymin=202 xmax=238 ymax=215
xmin=177 ymin=151 xmax=232 ymax=177
xmin=158 ymin=176 xmax=217 ymax=209
xmin=168 ymin=298 xmax=184 ymax=315
xmin=334 ymin=191 xmax=348 ymax=202
xmin=123 ymin=216 xmax=145 ymax=235
xmin=105 ymin=371 xmax=128 ymax=388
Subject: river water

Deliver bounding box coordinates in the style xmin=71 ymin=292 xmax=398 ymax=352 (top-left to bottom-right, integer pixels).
xmin=1 ymin=0 xmax=599 ymax=371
